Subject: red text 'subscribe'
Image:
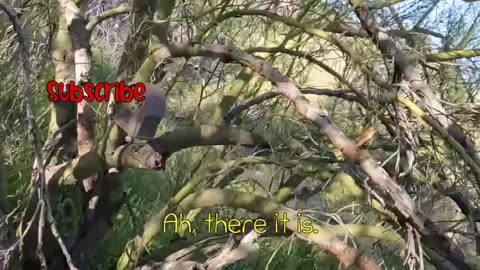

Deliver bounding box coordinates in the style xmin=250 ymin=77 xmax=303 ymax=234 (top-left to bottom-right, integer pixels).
xmin=46 ymin=81 xmax=146 ymax=103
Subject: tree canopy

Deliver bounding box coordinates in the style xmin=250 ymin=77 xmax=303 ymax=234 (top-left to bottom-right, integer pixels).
xmin=0 ymin=0 xmax=479 ymax=269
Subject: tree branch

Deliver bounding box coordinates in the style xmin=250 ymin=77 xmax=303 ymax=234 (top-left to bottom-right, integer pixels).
xmin=244 ymin=45 xmax=398 ymax=137
xmin=223 ymin=88 xmax=360 ymax=125
xmin=85 ymin=6 xmax=129 ymax=31
xmin=0 ymin=2 xmax=81 ymax=269
xmin=368 ymin=0 xmax=406 ymax=9
xmin=194 ymin=8 xmax=442 ymax=44
xmin=110 ymin=125 xmax=269 ymax=170
xmin=136 ymin=261 xmax=204 ymax=270
xmin=426 ymin=48 xmax=480 ymax=61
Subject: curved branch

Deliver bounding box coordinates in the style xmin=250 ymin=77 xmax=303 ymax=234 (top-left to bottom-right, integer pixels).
xmin=156 ymin=125 xmax=268 ymax=153
xmin=244 ymin=46 xmax=397 ymax=137
xmin=194 ymin=8 xmax=440 ymax=43
xmin=368 ymin=0 xmax=406 ymax=9
xmin=86 ymin=6 xmax=130 ymax=31
xmin=244 ymin=47 xmax=368 ymax=101
xmin=196 ymin=9 xmax=402 ymax=141
xmin=176 ymin=189 xmax=381 ymax=270
xmin=193 ymin=9 xmax=346 ymax=44
xmin=136 ymin=261 xmax=204 ymax=270
xmin=111 ymin=125 xmax=269 ymax=170
xmin=325 ymin=23 xmax=445 ymax=39
xmin=193 ymin=7 xmax=478 ymax=162
xmin=223 ymin=88 xmax=361 ymax=125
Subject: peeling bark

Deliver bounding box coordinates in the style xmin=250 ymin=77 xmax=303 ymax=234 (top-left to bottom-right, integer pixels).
xmin=58 ymin=0 xmax=94 ymax=156
xmin=47 ymin=15 xmax=77 ymax=167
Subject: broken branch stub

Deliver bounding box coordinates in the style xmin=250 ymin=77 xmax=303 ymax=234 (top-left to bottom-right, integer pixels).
xmin=113 ymin=83 xmax=167 ymax=139
xmin=110 ymin=142 xmax=167 ymax=170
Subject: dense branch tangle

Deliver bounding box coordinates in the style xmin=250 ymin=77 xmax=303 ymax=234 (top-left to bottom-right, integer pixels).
xmin=186 ymin=6 xmax=480 ymax=206
xmin=154 ymin=42 xmax=474 ymax=270
xmin=194 ymin=5 xmax=480 ymax=165
xmin=1 ymin=0 xmax=479 ymax=270
xmin=94 ymin=3 xmax=480 ymax=266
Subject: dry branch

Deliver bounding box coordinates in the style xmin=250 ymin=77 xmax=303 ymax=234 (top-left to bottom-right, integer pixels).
xmin=195 ymin=8 xmax=443 ymax=44
xmin=223 ymin=88 xmax=361 ymax=125
xmin=203 ymin=230 xmax=259 ymax=270
xmin=86 ymin=6 xmax=130 ymax=31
